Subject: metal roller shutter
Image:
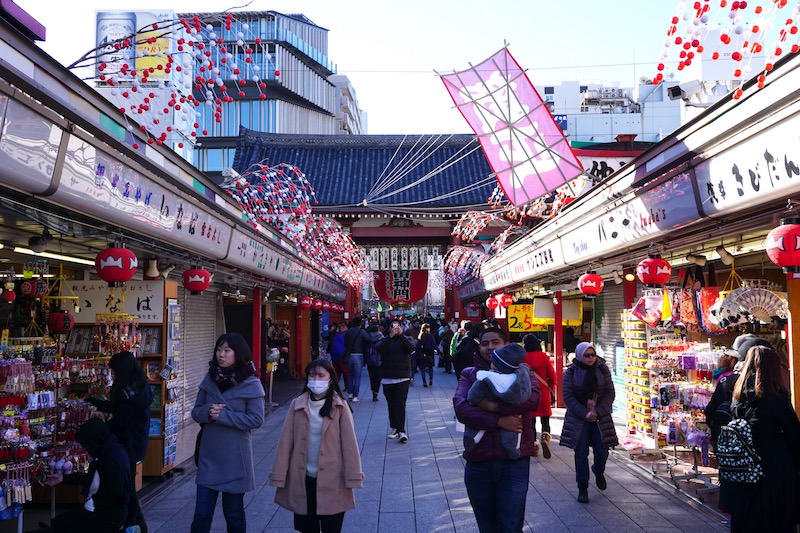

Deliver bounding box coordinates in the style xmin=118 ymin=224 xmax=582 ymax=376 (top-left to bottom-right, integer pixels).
xmin=179 ymin=287 xmax=219 ymax=423
xmin=593 ymin=283 xmax=627 ymax=416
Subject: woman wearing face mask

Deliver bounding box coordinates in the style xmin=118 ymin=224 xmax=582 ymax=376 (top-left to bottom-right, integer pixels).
xmin=269 ymin=358 xmax=364 ymax=533
xmin=191 ymin=333 xmax=265 ymax=533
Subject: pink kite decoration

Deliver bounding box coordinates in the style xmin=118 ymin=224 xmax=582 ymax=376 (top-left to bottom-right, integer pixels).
xmin=440 ymin=47 xmax=584 ymax=207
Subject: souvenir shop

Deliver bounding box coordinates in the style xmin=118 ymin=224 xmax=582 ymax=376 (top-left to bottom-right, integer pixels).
xmin=470 ymin=39 xmax=800 ymax=506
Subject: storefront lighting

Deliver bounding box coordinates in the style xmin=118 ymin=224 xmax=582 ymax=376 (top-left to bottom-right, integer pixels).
xmin=685 ymin=253 xmax=707 ymax=267
xmin=624 ymin=272 xmax=636 ymax=282
xmin=715 ymin=245 xmax=735 ymax=266
xmin=613 ymin=271 xmax=624 ymax=285
xmin=5 ymin=245 xmax=95 ymax=267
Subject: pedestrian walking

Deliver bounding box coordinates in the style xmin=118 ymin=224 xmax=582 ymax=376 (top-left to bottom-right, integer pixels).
xmin=190 ymin=333 xmax=265 ymax=533
xmin=329 ymin=322 xmax=349 ymax=391
xmin=415 ymin=323 xmax=437 ymax=387
xmin=522 ymin=334 xmax=556 ymax=459
xmin=454 ymin=327 xmax=541 ymax=532
xmin=87 ymin=351 xmax=152 ymax=532
xmin=364 ymin=325 xmax=384 ymax=402
xmin=377 ymin=319 xmax=415 ymax=443
xmin=559 ymin=342 xmax=617 ymax=503
xmin=344 ymin=317 xmax=371 ymax=402
xmin=269 ymin=359 xmax=364 ymax=533
xmin=719 ymin=345 xmax=800 ymax=532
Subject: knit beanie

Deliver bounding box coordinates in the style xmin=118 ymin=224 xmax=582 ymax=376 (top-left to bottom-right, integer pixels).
xmin=574 ymin=342 xmax=596 ymax=363
xmin=522 ymin=334 xmax=541 ymax=352
xmin=491 ymin=343 xmax=526 ymax=374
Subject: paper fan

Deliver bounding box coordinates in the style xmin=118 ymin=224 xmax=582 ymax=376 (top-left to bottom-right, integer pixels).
xmin=715 ymin=287 xmax=749 ymax=327
xmin=729 ymin=288 xmax=788 ymax=322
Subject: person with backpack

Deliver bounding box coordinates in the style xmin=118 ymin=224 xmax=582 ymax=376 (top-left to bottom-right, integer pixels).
xmin=718 ymin=345 xmax=800 ymax=532
xmin=704 ymin=349 xmax=744 ymax=451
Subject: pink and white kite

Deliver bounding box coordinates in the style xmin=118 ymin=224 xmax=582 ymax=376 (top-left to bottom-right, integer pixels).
xmin=440 ymin=47 xmax=584 ymax=207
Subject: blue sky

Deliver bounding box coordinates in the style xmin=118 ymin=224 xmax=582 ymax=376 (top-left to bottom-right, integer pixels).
xmin=20 ymin=1 xmax=683 ymax=134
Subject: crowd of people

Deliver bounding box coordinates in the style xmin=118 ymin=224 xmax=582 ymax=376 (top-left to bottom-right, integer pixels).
xmin=35 ymin=314 xmax=800 ymax=533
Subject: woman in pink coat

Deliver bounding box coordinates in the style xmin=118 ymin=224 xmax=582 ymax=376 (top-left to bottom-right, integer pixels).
xmin=269 ymin=359 xmax=364 ymax=533
xmin=522 ymin=334 xmax=557 ymax=459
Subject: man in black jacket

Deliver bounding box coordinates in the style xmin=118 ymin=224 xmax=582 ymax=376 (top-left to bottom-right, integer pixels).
xmin=377 ymin=319 xmax=416 ymax=443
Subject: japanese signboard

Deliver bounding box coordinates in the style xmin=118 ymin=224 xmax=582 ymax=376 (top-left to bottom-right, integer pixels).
xmin=70 ymin=280 xmax=165 ymax=323
xmin=508 ymin=299 xmax=582 ymax=332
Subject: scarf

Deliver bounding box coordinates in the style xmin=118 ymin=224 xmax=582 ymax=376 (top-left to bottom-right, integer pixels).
xmin=209 ymin=360 xmax=257 ymax=392
xmin=572 ymin=359 xmax=598 ymax=404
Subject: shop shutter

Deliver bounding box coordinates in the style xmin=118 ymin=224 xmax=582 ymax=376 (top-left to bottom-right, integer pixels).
xmin=593 ymin=283 xmax=627 ymax=416
xmin=179 ymin=287 xmax=219 ymax=423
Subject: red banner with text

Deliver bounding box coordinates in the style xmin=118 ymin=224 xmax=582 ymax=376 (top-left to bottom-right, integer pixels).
xmin=373 ymin=270 xmax=428 ymax=304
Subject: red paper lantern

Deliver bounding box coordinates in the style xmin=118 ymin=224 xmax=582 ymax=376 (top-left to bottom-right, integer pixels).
xmin=469 ymin=301 xmax=479 ymax=311
xmin=182 ymin=268 xmax=211 ymax=295
xmin=321 ymin=301 xmax=330 ymax=311
xmin=766 ymin=218 xmax=800 ymax=272
xmin=637 ymin=254 xmax=672 ymax=286
xmin=48 ymin=310 xmax=74 ymax=334
xmin=578 ymin=272 xmax=604 ymax=296
xmin=486 ymin=297 xmax=499 ymax=310
xmin=20 ymin=279 xmax=48 ymax=299
xmin=312 ymin=298 xmax=323 ymax=310
xmin=1 ymin=290 xmax=15 ymax=303
xmin=95 ymin=246 xmax=138 ymax=287
xmin=499 ymin=294 xmax=513 ymax=308
xmin=299 ymin=296 xmax=312 ymax=309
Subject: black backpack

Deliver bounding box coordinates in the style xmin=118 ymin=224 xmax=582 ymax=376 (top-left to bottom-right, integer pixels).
xmin=716 ymin=398 xmax=763 ymax=484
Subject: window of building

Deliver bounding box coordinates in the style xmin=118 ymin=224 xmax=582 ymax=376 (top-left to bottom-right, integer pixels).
xmin=206 ymin=149 xmax=223 ymax=172
xmin=580 ymin=85 xmax=588 ymax=93
xmin=544 ymin=86 xmax=554 ymax=95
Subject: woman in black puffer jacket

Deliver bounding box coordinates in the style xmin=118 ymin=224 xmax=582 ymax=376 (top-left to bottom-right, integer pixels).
xmin=559 ymin=342 xmax=617 ymax=504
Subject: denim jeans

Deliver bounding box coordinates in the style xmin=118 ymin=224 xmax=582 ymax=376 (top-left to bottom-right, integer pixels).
xmin=347 ymin=353 xmax=363 ymax=397
xmin=574 ymin=421 xmax=608 ymax=485
xmin=464 ymin=457 xmax=530 ymax=533
xmin=190 ymin=484 xmax=245 ymax=533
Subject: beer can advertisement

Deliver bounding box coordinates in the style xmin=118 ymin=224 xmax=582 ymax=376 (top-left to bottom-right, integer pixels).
xmin=96 ymin=10 xmax=176 ymax=80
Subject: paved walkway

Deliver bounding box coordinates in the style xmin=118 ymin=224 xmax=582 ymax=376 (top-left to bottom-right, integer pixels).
xmin=141 ymin=367 xmax=728 ymax=533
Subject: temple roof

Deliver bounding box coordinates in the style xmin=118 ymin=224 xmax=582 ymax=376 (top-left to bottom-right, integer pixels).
xmin=232 ymin=127 xmax=496 ymax=211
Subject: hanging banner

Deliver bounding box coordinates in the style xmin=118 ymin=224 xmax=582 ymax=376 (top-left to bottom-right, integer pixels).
xmin=508 ymin=299 xmax=582 ymax=331
xmin=373 ymin=270 xmax=428 ymax=304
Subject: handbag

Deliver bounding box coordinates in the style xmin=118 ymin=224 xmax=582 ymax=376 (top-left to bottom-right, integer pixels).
xmin=533 ymin=371 xmax=556 ymax=407
xmin=194 ymin=424 xmax=205 ymax=467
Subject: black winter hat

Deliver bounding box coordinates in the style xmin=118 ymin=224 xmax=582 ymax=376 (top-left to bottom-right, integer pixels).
xmin=737 ymin=337 xmax=771 ymax=361
xmin=492 ymin=343 xmax=526 ymax=373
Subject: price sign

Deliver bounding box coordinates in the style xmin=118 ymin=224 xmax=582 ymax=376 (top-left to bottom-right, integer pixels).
xmin=508 ymin=300 xmax=583 ymax=331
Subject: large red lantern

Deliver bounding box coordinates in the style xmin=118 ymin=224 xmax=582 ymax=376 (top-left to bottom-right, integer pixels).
xmin=182 ymin=268 xmax=211 ymax=295
xmin=1 ymin=290 xmax=15 ymax=303
xmin=48 ymin=310 xmax=74 ymax=334
xmin=469 ymin=301 xmax=479 ymax=311
xmin=95 ymin=246 xmax=138 ymax=287
xmin=766 ymin=217 xmax=800 ymax=272
xmin=578 ymin=272 xmax=604 ymax=296
xmin=299 ymin=296 xmax=312 ymax=309
xmin=637 ymin=254 xmax=672 ymax=286
xmin=20 ymin=279 xmax=48 ymax=299
xmin=312 ymin=298 xmax=323 ymax=310
xmin=321 ymin=301 xmax=330 ymax=311
xmin=499 ymin=294 xmax=513 ymax=308
xmin=486 ymin=297 xmax=499 ymax=310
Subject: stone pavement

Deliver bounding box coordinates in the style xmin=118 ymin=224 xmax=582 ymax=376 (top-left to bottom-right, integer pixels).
xmin=140 ymin=367 xmax=728 ymax=533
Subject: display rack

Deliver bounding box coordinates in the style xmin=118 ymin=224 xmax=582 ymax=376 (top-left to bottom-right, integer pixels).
xmin=622 ymin=310 xmax=654 ymax=447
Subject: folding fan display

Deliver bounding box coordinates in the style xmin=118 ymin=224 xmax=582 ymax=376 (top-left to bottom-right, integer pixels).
xmin=712 ymin=287 xmax=750 ymax=328
xmin=728 ymin=288 xmax=788 ymax=323
xmin=697 ymin=287 xmax=727 ymax=335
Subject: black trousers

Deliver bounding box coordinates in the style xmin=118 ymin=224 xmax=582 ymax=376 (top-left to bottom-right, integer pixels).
xmin=294 ymin=475 xmax=345 ymax=533
xmin=367 ymin=365 xmax=382 ymax=394
xmin=383 ymin=380 xmax=410 ymax=433
xmin=52 ymin=506 xmax=126 ymax=533
xmin=128 ymin=462 xmax=147 ymax=532
xmin=531 ymin=416 xmax=551 ymax=440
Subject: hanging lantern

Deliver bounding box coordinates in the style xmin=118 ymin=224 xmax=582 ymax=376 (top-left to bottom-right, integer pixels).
xmin=637 ymin=254 xmax=672 ymax=286
xmin=1 ymin=290 xmax=15 ymax=303
xmin=95 ymin=246 xmax=138 ymax=287
xmin=312 ymin=298 xmax=323 ymax=310
xmin=486 ymin=296 xmax=499 ymax=310
xmin=48 ymin=310 xmax=74 ymax=334
xmin=321 ymin=301 xmax=330 ymax=311
xmin=182 ymin=268 xmax=211 ymax=295
xmin=469 ymin=301 xmax=479 ymax=311
xmin=299 ymin=296 xmax=312 ymax=309
xmin=499 ymin=294 xmax=513 ymax=308
xmin=766 ymin=216 xmax=800 ymax=272
xmin=578 ymin=272 xmax=604 ymax=296
xmin=20 ymin=279 xmax=48 ymax=299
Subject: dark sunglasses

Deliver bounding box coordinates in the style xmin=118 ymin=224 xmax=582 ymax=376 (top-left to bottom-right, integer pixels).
xmin=583 ymin=352 xmax=597 ymax=357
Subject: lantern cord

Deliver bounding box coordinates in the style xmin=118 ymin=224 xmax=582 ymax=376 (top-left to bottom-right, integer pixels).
xmin=367 ymin=134 xmax=454 ymax=199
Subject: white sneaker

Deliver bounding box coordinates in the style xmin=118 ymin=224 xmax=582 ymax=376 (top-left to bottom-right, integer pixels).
xmin=352 ymin=396 xmax=360 ymax=402
xmin=388 ymin=429 xmax=399 ymax=439
xmin=349 ymin=393 xmax=354 ymax=400
xmin=398 ymin=432 xmax=408 ymax=443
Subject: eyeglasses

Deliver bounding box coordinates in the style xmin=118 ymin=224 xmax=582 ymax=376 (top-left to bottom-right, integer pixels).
xmin=583 ymin=352 xmax=597 ymax=357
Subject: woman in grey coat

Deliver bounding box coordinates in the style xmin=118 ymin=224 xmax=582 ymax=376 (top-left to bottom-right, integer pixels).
xmin=191 ymin=333 xmax=265 ymax=533
xmin=559 ymin=342 xmax=618 ymax=504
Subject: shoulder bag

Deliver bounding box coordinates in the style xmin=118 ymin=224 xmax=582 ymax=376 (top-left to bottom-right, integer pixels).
xmin=194 ymin=424 xmax=205 ymax=467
